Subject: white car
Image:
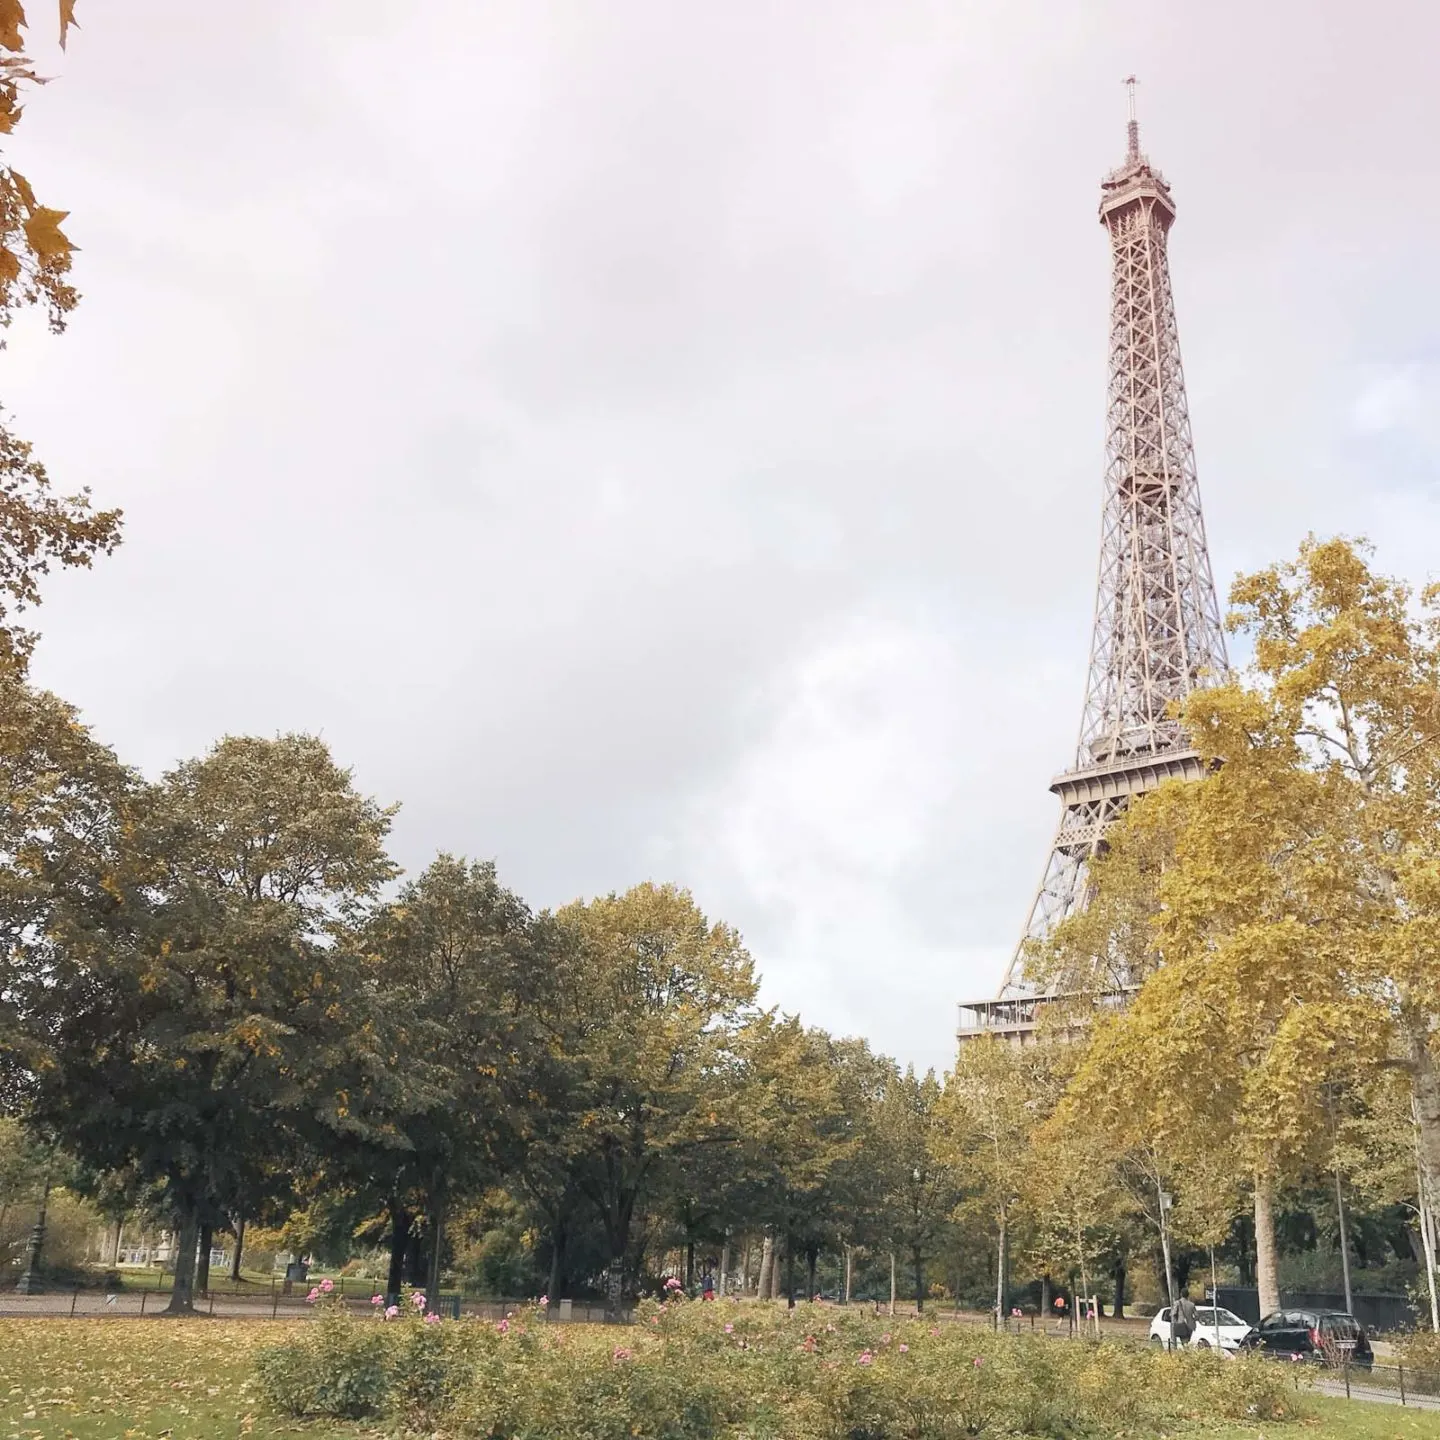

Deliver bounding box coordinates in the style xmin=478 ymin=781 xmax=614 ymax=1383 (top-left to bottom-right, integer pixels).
xmin=1148 ymin=1305 xmax=1253 ymax=1352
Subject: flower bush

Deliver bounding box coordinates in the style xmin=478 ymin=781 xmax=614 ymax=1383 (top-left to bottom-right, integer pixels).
xmin=256 ymin=1293 xmax=1299 ymax=1436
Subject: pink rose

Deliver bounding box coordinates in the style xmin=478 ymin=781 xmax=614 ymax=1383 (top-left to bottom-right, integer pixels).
xmin=371 ymin=1295 xmax=384 ymax=1306
xmin=305 ymin=1287 xmax=320 ymax=1303
xmin=857 ymin=1350 xmax=874 ymax=1367
xmin=411 ymin=1291 xmax=428 ymax=1309
xmin=425 ymin=1313 xmax=441 ymax=1325
xmin=724 ymin=1323 xmax=734 ymax=1334
xmin=384 ymin=1305 xmax=400 ymax=1320
xmin=319 ymin=1277 xmax=334 ymax=1293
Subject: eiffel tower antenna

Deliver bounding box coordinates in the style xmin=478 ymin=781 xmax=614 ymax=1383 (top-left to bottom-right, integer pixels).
xmin=958 ymin=95 xmax=1228 ymax=1043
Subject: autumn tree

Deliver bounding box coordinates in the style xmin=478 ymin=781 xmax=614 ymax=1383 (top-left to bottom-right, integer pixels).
xmin=872 ymin=1065 xmax=961 ymax=1312
xmin=358 ymin=853 xmax=545 ymax=1299
xmin=0 ymin=666 xmax=134 ymax=1110
xmin=731 ymin=1014 xmax=864 ymax=1306
xmin=555 ymin=883 xmax=757 ymax=1320
xmin=939 ymin=1036 xmax=1061 ymax=1318
xmin=0 ymin=1 xmax=120 ymax=672
xmin=23 ymin=734 xmax=397 ymax=1312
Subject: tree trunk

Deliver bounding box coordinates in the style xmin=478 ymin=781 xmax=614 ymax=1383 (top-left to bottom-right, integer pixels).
xmin=547 ymin=1222 xmax=566 ymax=1306
xmin=230 ymin=1217 xmax=245 ymax=1283
xmin=1075 ymin=1225 xmax=1096 ymax=1336
xmin=1254 ymin=1171 xmax=1281 ymax=1318
xmin=110 ymin=1219 xmax=124 ymax=1268
xmin=426 ymin=1186 xmax=446 ymax=1306
xmin=758 ymin=1233 xmax=774 ymax=1300
xmin=994 ymin=1210 xmax=1007 ymax=1321
xmin=386 ymin=1199 xmax=409 ymax=1299
xmin=719 ymin=1237 xmax=730 ymax=1298
xmin=196 ymin=1223 xmax=213 ymax=1297
xmin=1112 ymin=1256 xmax=1127 ymax=1319
xmin=166 ymin=1203 xmax=200 ymax=1315
xmin=604 ymin=1257 xmax=623 ymax=1323
xmin=405 ymin=1227 xmax=426 ymax=1286
xmin=1333 ymin=1168 xmax=1353 ymax=1314
xmin=686 ymin=1239 xmax=695 ymax=1291
xmin=1156 ymin=1176 xmax=1176 ymax=1308
xmin=806 ymin=1246 xmax=817 ymax=1302
xmin=1040 ymin=1273 xmax=1050 ymax=1321
xmin=1409 ymin=1020 xmax=1440 ymax=1207
xmin=785 ymin=1233 xmax=796 ymax=1309
xmin=888 ymin=1251 xmax=896 ymax=1317
xmin=913 ymin=1246 xmax=924 ymax=1314
xmin=1415 ymin=1130 xmax=1440 ymax=1333
xmin=844 ymin=1244 xmax=853 ymax=1305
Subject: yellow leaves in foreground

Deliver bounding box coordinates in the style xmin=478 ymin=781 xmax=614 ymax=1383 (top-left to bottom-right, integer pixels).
xmin=0 ymin=1 xmax=23 ymax=53
xmin=24 ymin=204 xmax=74 ymax=258
xmin=0 ymin=2 xmax=78 ymax=55
xmin=0 ymin=1318 xmax=330 ymax=1440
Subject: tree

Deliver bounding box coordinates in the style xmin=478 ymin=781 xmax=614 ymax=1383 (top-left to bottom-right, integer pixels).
xmin=555 ymin=883 xmax=757 ymax=1320
xmin=732 ymin=1015 xmax=863 ymax=1306
xmin=24 ymin=733 xmax=397 ymax=1312
xmin=0 ymin=666 xmax=134 ymax=1105
xmin=940 ymin=1037 xmax=1061 ymax=1320
xmin=1221 ymin=540 xmax=1440 ymax=1237
xmin=357 ymin=854 xmax=542 ymax=1299
xmin=0 ymin=1 xmax=121 ymax=673
xmin=873 ymin=1066 xmax=961 ymax=1313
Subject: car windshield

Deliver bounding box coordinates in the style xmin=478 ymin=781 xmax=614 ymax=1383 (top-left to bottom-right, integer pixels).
xmin=1195 ymin=1308 xmax=1244 ymax=1327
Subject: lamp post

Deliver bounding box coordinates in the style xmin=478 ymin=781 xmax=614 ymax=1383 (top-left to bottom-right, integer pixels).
xmin=14 ymin=1146 xmax=55 ymax=1296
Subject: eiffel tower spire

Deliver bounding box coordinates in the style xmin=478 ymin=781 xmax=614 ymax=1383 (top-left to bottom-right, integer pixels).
xmin=959 ymin=96 xmax=1227 ymax=1038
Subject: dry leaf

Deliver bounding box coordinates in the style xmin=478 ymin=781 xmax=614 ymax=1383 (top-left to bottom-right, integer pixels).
xmin=23 ymin=205 xmax=74 ymax=258
xmin=58 ymin=0 xmax=74 ymax=50
xmin=0 ymin=246 xmax=19 ymax=281
xmin=10 ymin=166 xmax=35 ymax=211
xmin=0 ymin=0 xmax=25 ymax=54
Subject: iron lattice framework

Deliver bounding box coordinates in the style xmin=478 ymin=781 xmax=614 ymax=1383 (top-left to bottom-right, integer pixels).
xmin=958 ymin=109 xmax=1227 ymax=1041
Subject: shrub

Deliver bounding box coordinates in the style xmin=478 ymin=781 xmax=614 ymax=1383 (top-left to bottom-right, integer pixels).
xmin=257 ymin=1293 xmax=1301 ymax=1436
xmin=254 ymin=1305 xmax=393 ymax=1419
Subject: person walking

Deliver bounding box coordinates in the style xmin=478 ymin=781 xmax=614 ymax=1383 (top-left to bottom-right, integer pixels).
xmin=1171 ymin=1292 xmax=1198 ymax=1350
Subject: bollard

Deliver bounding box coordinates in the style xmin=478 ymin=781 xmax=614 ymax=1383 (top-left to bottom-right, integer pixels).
xmin=1400 ymin=1365 xmax=1406 ymax=1406
xmin=271 ymin=1284 xmax=279 ymax=1319
xmin=1344 ymin=1358 xmax=1350 ymax=1401
xmin=208 ymin=1292 xmax=215 ymax=1316
xmin=139 ymin=1289 xmax=147 ymax=1316
xmin=70 ymin=1287 xmax=78 ymax=1318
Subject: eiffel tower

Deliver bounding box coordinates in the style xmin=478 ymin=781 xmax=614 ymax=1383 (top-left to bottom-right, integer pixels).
xmin=958 ymin=87 xmax=1228 ymax=1044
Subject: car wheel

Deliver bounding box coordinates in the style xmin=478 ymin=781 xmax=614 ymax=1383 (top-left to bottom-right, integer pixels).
xmin=1195 ymin=1339 xmax=1210 ymax=1349
xmin=1150 ymin=1336 xmax=1163 ymax=1347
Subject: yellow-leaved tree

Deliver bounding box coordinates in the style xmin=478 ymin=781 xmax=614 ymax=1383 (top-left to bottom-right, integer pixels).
xmin=0 ymin=0 xmax=118 ymax=672
xmin=1038 ymin=573 xmax=1386 ymax=1313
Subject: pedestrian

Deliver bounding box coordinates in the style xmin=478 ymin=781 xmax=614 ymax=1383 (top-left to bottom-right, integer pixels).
xmin=1171 ymin=1292 xmax=1198 ymax=1350
xmin=701 ymin=1270 xmax=715 ymax=1301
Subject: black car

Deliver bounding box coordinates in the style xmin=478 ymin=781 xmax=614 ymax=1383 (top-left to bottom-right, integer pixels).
xmin=1241 ymin=1309 xmax=1374 ymax=1369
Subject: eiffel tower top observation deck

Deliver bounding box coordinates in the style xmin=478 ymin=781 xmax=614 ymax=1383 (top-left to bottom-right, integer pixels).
xmin=958 ymin=90 xmax=1228 ymax=1043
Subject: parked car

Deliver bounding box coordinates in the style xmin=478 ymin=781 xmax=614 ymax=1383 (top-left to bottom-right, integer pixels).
xmin=1148 ymin=1305 xmax=1254 ymax=1352
xmin=1239 ymin=1310 xmax=1374 ymax=1369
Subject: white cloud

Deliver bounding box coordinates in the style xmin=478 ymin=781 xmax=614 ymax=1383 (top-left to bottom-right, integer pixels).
xmin=8 ymin=0 xmax=1440 ymax=1077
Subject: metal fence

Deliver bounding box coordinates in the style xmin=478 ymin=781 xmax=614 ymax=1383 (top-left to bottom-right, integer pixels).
xmin=0 ymin=1285 xmax=630 ymax=1324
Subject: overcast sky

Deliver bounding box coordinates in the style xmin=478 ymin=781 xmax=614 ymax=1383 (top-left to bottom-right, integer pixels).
xmin=7 ymin=1 xmax=1439 ymax=1076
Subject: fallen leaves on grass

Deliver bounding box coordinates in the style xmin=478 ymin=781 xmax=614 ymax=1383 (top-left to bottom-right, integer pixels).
xmin=0 ymin=1318 xmax=359 ymax=1439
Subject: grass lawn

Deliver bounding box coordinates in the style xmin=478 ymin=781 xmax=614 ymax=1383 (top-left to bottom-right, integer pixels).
xmin=4 ymin=1317 xmax=1440 ymax=1440
xmin=0 ymin=1319 xmax=357 ymax=1439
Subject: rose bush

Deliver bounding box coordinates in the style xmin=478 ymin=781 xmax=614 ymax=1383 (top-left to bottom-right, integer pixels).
xmin=256 ymin=1294 xmax=1299 ymax=1436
